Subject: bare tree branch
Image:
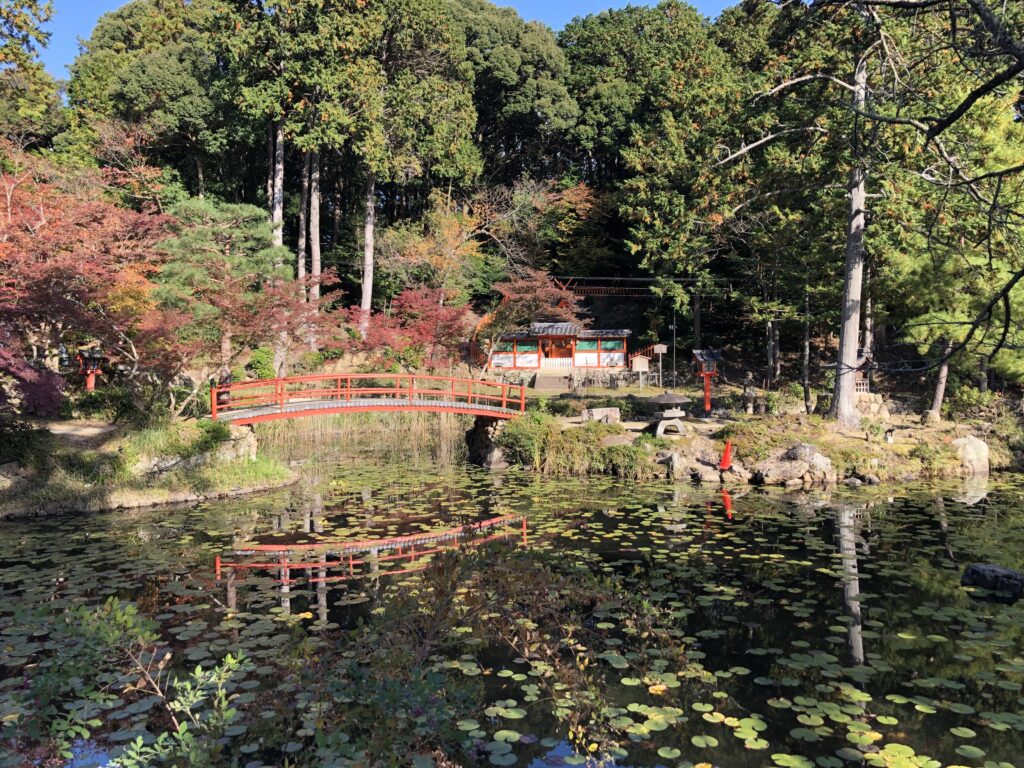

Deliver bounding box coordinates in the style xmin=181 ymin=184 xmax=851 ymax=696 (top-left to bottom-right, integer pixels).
xmin=713 ymin=127 xmax=829 ymax=167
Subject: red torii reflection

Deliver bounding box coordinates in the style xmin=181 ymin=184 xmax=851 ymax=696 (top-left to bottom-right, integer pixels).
xmin=215 ymin=515 xmax=529 ymax=616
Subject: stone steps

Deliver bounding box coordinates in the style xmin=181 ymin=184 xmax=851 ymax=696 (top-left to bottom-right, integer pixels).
xmin=532 ymin=373 xmax=569 ymax=392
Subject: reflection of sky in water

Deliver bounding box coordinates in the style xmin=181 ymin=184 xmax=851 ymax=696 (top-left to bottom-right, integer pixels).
xmin=66 ymin=740 xmax=109 ymax=768
xmin=529 ymin=741 xmax=580 ymax=767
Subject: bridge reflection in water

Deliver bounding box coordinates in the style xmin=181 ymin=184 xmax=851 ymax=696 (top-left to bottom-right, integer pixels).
xmin=214 ymin=515 xmax=529 ymax=619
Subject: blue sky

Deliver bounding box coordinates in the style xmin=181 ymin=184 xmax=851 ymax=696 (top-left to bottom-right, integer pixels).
xmin=41 ymin=0 xmax=733 ymax=79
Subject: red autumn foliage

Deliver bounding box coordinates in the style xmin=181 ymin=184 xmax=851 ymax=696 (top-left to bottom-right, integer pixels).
xmin=0 ymin=327 xmax=63 ymax=416
xmin=337 ymin=288 xmax=471 ymax=371
xmin=485 ymin=268 xmax=585 ymax=340
xmin=0 ymin=142 xmax=173 ymax=413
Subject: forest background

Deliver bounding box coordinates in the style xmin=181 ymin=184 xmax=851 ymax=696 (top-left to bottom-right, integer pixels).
xmin=1 ymin=0 xmax=1022 ymax=427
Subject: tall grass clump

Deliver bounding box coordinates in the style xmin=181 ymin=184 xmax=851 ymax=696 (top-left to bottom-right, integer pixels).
xmin=254 ymin=411 xmax=471 ymax=466
xmin=497 ymin=414 xmax=658 ymax=478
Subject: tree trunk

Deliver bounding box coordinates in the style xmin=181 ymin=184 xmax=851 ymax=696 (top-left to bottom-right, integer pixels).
xmin=219 ymin=331 xmax=232 ymax=380
xmin=803 ymin=293 xmax=812 ymax=414
xmin=862 ymin=266 xmax=874 ymax=355
xmin=331 ymin=181 xmax=342 ymax=245
xmin=309 ymin=151 xmax=321 ymax=304
xmin=196 ymin=156 xmax=205 ymax=199
xmin=978 ymin=355 xmax=989 ymax=393
xmin=265 ymin=123 xmax=274 ymax=208
xmin=931 ymin=338 xmax=954 ymax=417
xmin=359 ymin=172 xmax=376 ymax=336
xmin=772 ymin=320 xmax=782 ymax=381
xmin=692 ymin=294 xmax=702 ymax=348
xmin=271 ymin=119 xmax=285 ymax=248
xmin=766 ymin=320 xmax=775 ymax=384
xmin=269 ymin=120 xmax=288 ymax=374
xmin=837 ymin=507 xmax=865 ymax=666
xmin=830 ymin=54 xmax=869 ymax=428
xmin=297 ymin=151 xmax=310 ymax=295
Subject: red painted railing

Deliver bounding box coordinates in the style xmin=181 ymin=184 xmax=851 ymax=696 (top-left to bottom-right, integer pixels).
xmin=629 ymin=344 xmax=658 ymax=362
xmin=211 ymin=373 xmax=527 ymax=423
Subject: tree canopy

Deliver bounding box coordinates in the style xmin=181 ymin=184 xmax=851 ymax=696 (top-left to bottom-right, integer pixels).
xmin=1 ymin=0 xmax=1021 ymax=423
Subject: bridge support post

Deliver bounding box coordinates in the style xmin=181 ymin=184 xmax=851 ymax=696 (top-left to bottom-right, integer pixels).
xmin=466 ymin=416 xmax=509 ymax=471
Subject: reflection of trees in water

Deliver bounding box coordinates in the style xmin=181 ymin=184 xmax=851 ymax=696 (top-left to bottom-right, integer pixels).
xmin=836 ymin=506 xmax=865 ymax=667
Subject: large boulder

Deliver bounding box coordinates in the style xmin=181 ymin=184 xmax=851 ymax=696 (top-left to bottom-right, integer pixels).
xmin=753 ymin=443 xmax=837 ymax=486
xmin=466 ymin=418 xmax=509 ymax=470
xmin=754 ymin=457 xmax=810 ymax=485
xmin=962 ymin=563 xmax=1024 ymax=601
xmin=784 ymin=443 xmax=818 ymax=462
xmin=582 ymin=407 xmax=620 ymax=424
xmin=951 ymin=436 xmax=990 ymax=476
xmin=721 ymin=459 xmax=752 ymax=484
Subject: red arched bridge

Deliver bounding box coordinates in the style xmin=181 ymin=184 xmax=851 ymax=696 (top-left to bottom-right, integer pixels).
xmin=210 ymin=373 xmax=527 ymax=425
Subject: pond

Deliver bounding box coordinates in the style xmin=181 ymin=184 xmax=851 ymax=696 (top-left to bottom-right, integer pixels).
xmin=2 ymin=441 xmax=1024 ymax=768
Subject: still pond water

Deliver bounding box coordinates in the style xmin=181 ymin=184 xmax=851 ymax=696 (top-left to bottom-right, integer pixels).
xmin=3 ymin=446 xmax=1024 ymax=767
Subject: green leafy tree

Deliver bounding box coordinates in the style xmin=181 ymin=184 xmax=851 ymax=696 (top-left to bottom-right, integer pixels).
xmin=155 ymin=199 xmax=303 ymax=382
xmin=710 ymin=0 xmax=1024 ymax=423
xmin=449 ymin=0 xmax=577 ymax=181
xmin=355 ymin=0 xmax=482 ymax=331
xmin=0 ymin=0 xmax=50 ymax=70
xmin=0 ymin=0 xmax=62 ymax=146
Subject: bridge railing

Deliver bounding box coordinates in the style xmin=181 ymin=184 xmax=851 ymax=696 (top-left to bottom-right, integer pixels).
xmin=211 ymin=373 xmax=527 ymax=420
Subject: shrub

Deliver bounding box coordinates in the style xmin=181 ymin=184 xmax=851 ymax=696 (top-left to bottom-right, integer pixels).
xmin=944 ymin=384 xmax=1001 ymax=419
xmin=246 ymin=347 xmax=276 ymax=380
xmin=602 ymin=444 xmax=659 ymax=480
xmin=0 ymin=420 xmax=50 ymax=465
xmin=909 ymin=443 xmax=951 ymax=476
xmin=527 ymin=396 xmax=551 ymax=415
xmin=61 ymin=385 xmax=139 ymax=422
xmin=540 ymin=422 xmax=618 ymax=476
xmin=547 ymin=397 xmax=584 ymax=417
xmin=586 ymin=396 xmax=645 ymax=420
xmin=497 ymin=415 xmax=639 ymax=477
xmin=634 ymin=432 xmax=673 ymax=451
xmin=123 ymin=420 xmax=232 ymax=463
xmin=863 ymin=418 xmax=886 ymax=442
xmin=293 ymin=350 xmax=327 ymax=374
xmin=763 ymin=391 xmax=784 ymax=416
xmin=496 ymin=412 xmax=560 ymax=470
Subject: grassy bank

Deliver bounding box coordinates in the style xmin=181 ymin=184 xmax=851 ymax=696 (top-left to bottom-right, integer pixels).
xmin=0 ymin=421 xmax=296 ymax=518
xmin=495 ymin=404 xmax=1018 ymax=485
xmin=497 ymin=412 xmax=664 ymax=480
xmin=719 ymin=412 xmax=1016 ymax=481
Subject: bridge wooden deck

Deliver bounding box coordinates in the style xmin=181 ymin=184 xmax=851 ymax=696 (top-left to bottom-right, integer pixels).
xmin=211 ymin=373 xmax=526 ymax=425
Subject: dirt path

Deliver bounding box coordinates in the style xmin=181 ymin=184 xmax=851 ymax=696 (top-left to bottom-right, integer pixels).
xmin=38 ymin=420 xmax=119 ymax=448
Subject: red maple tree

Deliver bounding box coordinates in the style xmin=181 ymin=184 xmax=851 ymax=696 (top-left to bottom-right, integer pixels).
xmin=336 ymin=288 xmax=471 ymax=371
xmin=1 ymin=142 xmax=172 ymax=414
